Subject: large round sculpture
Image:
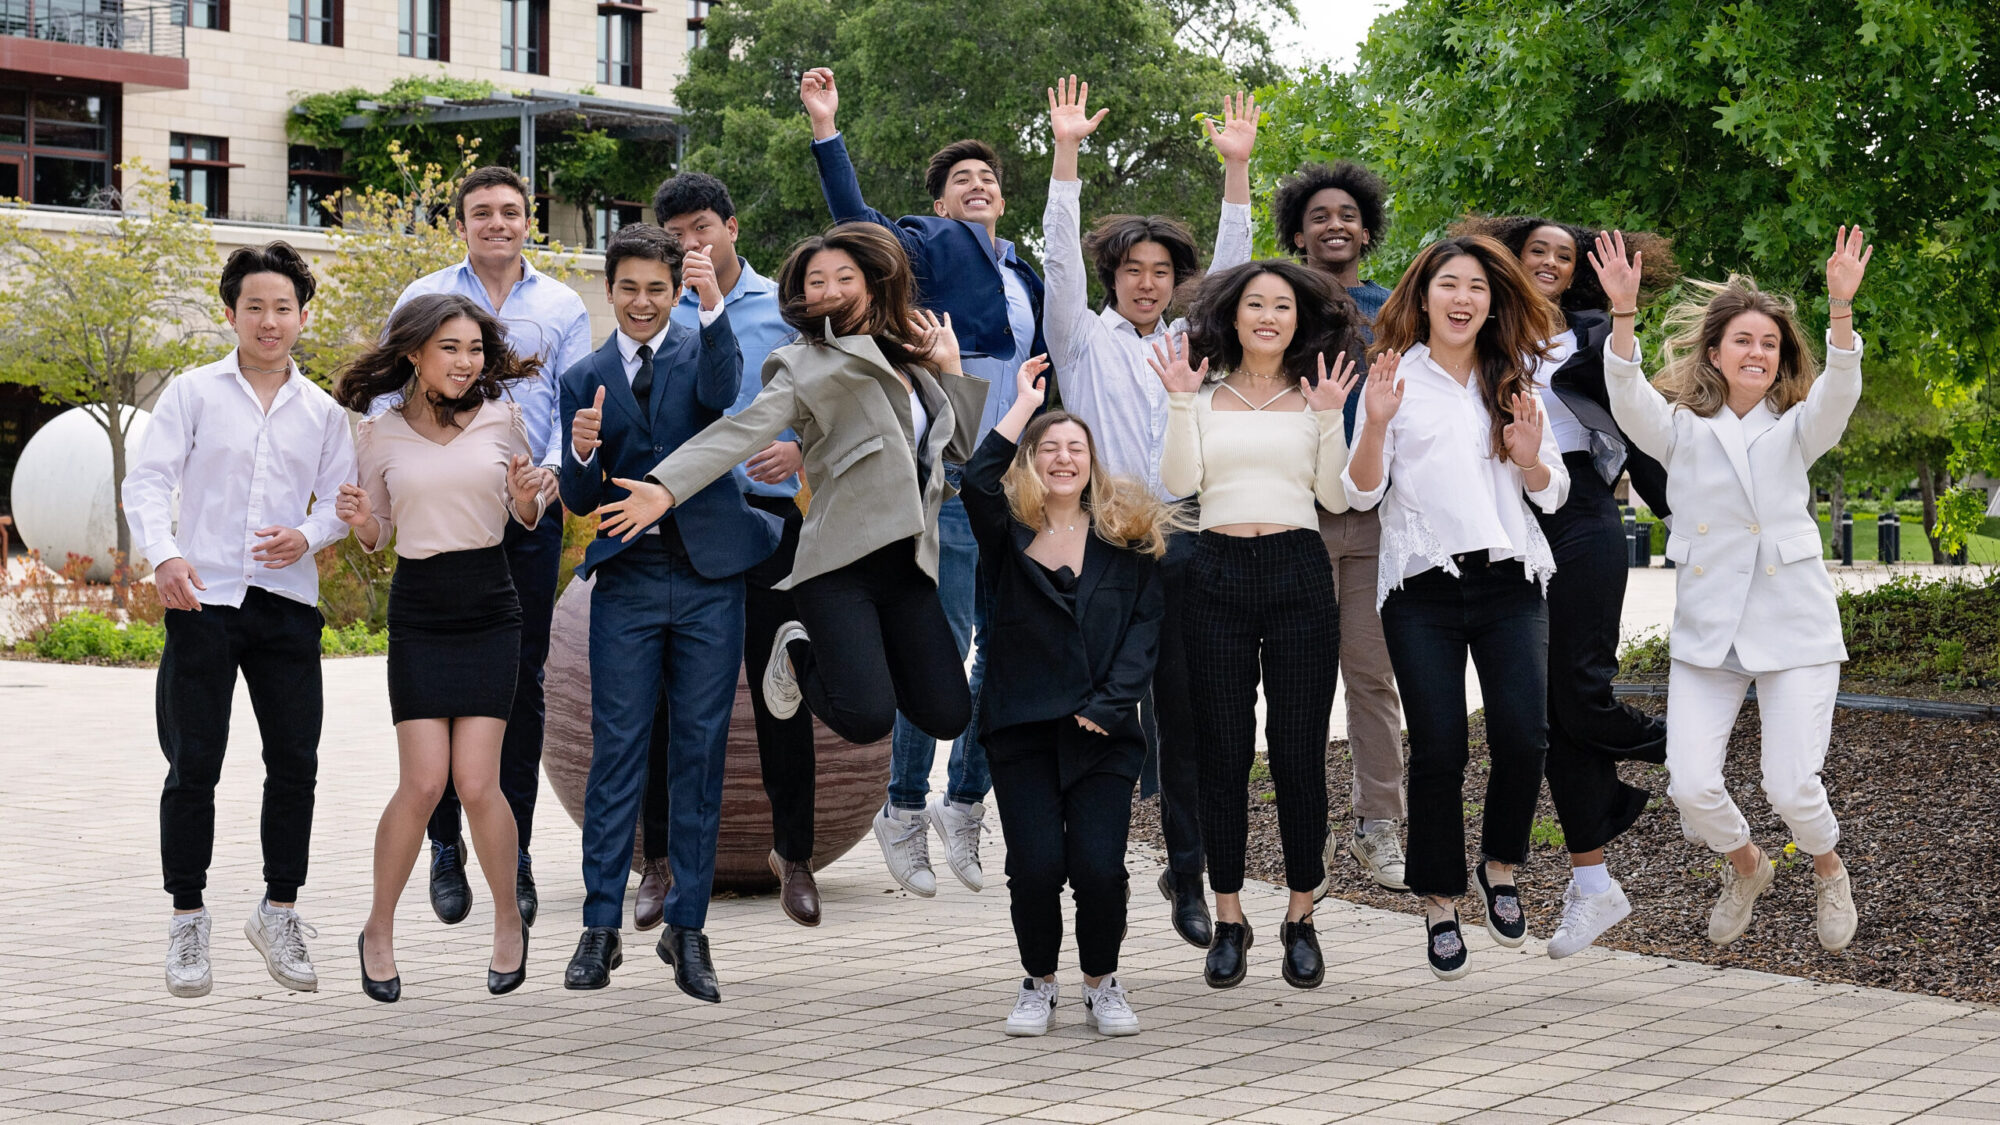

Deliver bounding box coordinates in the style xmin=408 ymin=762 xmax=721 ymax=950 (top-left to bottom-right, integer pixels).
xmin=542 ymin=574 xmax=891 ymax=891
xmin=10 ymin=406 xmax=152 ymax=582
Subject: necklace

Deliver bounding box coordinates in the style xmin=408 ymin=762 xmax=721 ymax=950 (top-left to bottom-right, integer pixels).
xmin=1043 ymin=519 xmax=1080 ymax=534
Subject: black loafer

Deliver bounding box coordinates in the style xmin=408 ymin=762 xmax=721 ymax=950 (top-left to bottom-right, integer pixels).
xmin=1279 ymin=916 xmax=1324 ymax=989
xmin=428 ymin=836 xmax=472 ymax=926
xmin=1475 ymin=864 xmax=1527 ymax=948
xmin=563 ymin=926 xmax=622 ymax=990
xmin=488 ymin=921 xmax=529 ymax=995
xmin=1204 ymin=920 xmax=1252 ymax=989
xmin=658 ymin=925 xmax=722 ymax=1003
xmin=1158 ymin=869 xmax=1213 ymax=949
xmin=357 ymin=932 xmax=400 ymax=1003
xmin=516 ymin=855 xmax=538 ymax=929
xmin=1425 ymin=910 xmax=1470 ymax=981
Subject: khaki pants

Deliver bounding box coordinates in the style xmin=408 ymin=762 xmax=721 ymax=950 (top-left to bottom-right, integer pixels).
xmin=1318 ymin=506 xmax=1406 ymax=822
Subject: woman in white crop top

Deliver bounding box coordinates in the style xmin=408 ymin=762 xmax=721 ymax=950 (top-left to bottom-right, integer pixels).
xmin=1341 ymin=234 xmax=1569 ymax=981
xmin=1150 ymin=258 xmax=1360 ymax=992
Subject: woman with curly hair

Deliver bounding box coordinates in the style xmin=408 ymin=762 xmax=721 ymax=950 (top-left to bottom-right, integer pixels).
xmin=333 ymin=292 xmax=553 ymax=1002
xmin=1149 ymin=259 xmax=1362 ymax=991
xmin=1592 ymin=227 xmax=1870 ymax=954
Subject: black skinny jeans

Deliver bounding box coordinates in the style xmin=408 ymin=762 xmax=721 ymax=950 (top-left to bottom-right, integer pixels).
xmin=1140 ymin=514 xmax=1204 ymax=881
xmin=987 ymin=720 xmax=1135 ymax=979
xmin=157 ymin=588 xmax=323 ymax=910
xmin=645 ymin=495 xmax=819 ymax=863
xmin=1381 ymin=557 xmax=1549 ymax=898
xmin=787 ymin=540 xmax=971 ymax=746
xmin=1184 ymin=529 xmax=1339 ymax=895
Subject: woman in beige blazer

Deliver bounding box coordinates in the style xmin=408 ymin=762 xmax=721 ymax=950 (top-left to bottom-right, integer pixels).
xmin=601 ymin=223 xmax=990 ymax=748
xmin=1593 ymin=226 xmax=1870 ymax=955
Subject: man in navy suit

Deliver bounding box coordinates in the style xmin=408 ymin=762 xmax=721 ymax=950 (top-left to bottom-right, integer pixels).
xmin=800 ymin=66 xmax=1046 ymax=899
xmin=556 ymin=224 xmax=779 ymax=1002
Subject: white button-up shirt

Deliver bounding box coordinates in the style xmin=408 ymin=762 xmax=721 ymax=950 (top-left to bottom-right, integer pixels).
xmin=1041 ymin=177 xmax=1253 ymax=500
xmin=122 ymin=350 xmax=357 ymax=608
xmin=1532 ymin=328 xmax=1593 ymax=455
xmin=1342 ymin=342 xmax=1569 ymax=606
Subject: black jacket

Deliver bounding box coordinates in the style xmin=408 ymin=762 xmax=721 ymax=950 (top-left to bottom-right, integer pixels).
xmin=961 ymin=431 xmax=1163 ymax=786
xmin=1548 ymin=309 xmax=1671 ymax=519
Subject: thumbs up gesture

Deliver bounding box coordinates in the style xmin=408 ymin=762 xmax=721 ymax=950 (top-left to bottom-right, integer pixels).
xmin=573 ymin=384 xmax=606 ymax=461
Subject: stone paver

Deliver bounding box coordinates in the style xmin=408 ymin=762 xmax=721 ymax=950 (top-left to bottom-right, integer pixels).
xmin=3 ymin=655 xmax=1998 ymax=1124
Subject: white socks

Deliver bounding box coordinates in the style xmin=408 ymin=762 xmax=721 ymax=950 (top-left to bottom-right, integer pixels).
xmin=1572 ymin=863 xmax=1612 ymax=897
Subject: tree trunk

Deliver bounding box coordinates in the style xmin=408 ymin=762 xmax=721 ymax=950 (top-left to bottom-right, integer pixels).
xmin=1918 ymin=455 xmax=1944 ymax=564
xmin=1824 ymin=472 xmax=1845 ymax=550
xmin=104 ymin=400 xmax=131 ymax=606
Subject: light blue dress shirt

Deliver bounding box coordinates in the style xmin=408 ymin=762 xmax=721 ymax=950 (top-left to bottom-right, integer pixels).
xmin=669 ymin=256 xmax=801 ymax=499
xmin=959 ymin=238 xmax=1038 ymax=443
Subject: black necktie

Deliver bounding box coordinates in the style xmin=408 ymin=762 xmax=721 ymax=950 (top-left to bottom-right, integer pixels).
xmin=632 ymin=343 xmax=654 ymax=410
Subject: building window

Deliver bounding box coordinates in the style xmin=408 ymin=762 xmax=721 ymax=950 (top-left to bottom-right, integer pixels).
xmin=178 ymin=0 xmax=228 ymax=30
xmin=686 ymin=0 xmax=707 ymax=50
xmin=400 ymin=0 xmax=447 ymax=59
xmin=168 ymin=133 xmax=230 ymax=216
xmin=597 ymin=8 xmax=639 ymax=87
xmin=501 ymin=0 xmax=546 ymax=74
xmin=0 ymin=83 xmax=117 ymax=208
xmin=287 ymin=145 xmax=347 ymax=227
xmin=593 ymin=202 xmax=641 ymax=249
xmin=288 ymin=0 xmax=339 ymax=44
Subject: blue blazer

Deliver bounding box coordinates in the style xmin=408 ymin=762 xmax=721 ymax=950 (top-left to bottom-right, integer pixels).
xmin=558 ymin=311 xmax=780 ymax=581
xmin=811 ymin=134 xmax=1048 ymax=367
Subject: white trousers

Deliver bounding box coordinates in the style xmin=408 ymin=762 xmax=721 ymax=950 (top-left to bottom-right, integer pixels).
xmin=1664 ymin=653 xmax=1842 ymax=856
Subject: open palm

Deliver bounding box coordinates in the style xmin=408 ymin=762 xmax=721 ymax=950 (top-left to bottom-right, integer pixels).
xmin=1048 ymin=74 xmax=1107 ymax=145
xmin=1204 ymin=91 xmax=1258 ymax=164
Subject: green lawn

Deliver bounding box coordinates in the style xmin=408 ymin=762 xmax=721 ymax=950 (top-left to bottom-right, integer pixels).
xmin=1814 ymin=515 xmax=2000 ymax=564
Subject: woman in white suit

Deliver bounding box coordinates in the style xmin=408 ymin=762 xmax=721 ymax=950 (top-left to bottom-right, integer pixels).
xmin=1590 ymin=226 xmax=1871 ymax=953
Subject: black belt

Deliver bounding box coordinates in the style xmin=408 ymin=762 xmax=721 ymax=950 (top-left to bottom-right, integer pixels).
xmin=1452 ymin=549 xmax=1496 ymax=568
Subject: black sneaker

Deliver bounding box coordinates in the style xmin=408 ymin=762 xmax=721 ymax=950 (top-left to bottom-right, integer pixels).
xmin=1425 ymin=909 xmax=1469 ymax=981
xmin=516 ymin=853 xmax=538 ymax=928
xmin=429 ymin=837 xmax=472 ymax=925
xmin=1474 ymin=863 xmax=1527 ymax=948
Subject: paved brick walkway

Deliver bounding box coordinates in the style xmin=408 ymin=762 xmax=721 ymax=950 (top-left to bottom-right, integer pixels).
xmin=3 ymin=657 xmax=1996 ymax=1124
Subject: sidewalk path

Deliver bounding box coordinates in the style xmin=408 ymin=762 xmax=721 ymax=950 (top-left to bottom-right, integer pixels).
xmin=2 ymin=657 xmax=1997 ymax=1124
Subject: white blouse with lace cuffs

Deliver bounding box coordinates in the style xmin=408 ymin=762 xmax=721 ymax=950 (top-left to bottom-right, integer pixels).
xmin=1160 ymin=382 xmax=1350 ymax=532
xmin=1341 ymin=342 xmax=1570 ymax=607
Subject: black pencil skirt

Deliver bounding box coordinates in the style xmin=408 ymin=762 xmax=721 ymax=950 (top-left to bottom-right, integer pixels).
xmin=387 ymin=546 xmax=523 ymax=723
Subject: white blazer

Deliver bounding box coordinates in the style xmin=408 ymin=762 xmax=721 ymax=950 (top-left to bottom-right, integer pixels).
xmin=1603 ymin=333 xmax=1862 ymax=672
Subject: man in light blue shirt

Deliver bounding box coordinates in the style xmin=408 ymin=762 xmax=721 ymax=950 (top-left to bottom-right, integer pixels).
xmin=370 ymin=166 xmax=593 ymax=931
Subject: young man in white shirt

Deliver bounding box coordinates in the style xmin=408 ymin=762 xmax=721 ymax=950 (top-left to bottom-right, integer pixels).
xmin=124 ymin=242 xmax=356 ymax=999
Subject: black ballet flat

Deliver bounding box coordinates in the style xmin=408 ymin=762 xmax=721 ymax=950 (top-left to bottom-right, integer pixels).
xmin=488 ymin=921 xmax=529 ymax=995
xmin=1475 ymin=864 xmax=1528 ymax=949
xmin=358 ymin=933 xmax=400 ymax=1003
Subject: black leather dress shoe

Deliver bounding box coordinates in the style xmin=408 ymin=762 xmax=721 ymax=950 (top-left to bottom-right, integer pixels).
xmin=769 ymin=851 xmax=821 ymax=927
xmin=563 ymin=926 xmax=622 ymax=990
xmin=1158 ymin=869 xmax=1213 ymax=949
xmin=657 ymin=925 xmax=722 ymax=1003
xmin=516 ymin=855 xmax=538 ymax=929
xmin=1204 ymin=920 xmax=1252 ymax=989
xmin=358 ymin=932 xmax=400 ymax=1003
xmin=1279 ymin=916 xmax=1324 ymax=989
xmin=488 ymin=921 xmax=529 ymax=995
xmin=429 ymin=836 xmax=472 ymax=926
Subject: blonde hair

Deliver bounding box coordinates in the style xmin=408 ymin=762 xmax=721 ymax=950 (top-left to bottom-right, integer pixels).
xmin=1653 ymin=275 xmax=1820 ymax=418
xmin=1002 ymin=412 xmax=1189 ymax=559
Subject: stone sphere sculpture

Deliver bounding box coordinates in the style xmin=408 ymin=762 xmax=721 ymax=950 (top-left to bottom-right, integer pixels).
xmin=10 ymin=406 xmax=151 ymax=582
xmin=542 ymin=573 xmax=891 ymax=892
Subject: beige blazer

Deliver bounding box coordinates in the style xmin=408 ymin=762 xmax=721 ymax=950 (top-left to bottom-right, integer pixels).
xmin=647 ymin=324 xmax=989 ymax=589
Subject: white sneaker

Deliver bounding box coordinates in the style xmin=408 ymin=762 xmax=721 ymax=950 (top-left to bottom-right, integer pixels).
xmin=1814 ymin=866 xmax=1857 ymax=952
xmin=872 ymin=803 xmax=937 ymax=897
xmin=1547 ymin=878 xmax=1632 ymax=959
xmin=165 ymin=910 xmax=212 ymax=998
xmin=1082 ymin=976 xmax=1140 ymax=1036
xmin=1005 ymin=976 xmax=1058 ymax=1036
xmin=1708 ymin=849 xmax=1777 ymax=945
xmin=1348 ymin=822 xmax=1409 ymax=892
xmin=762 ymin=621 xmax=810 ymax=720
xmin=245 ymin=900 xmax=319 ymax=992
xmin=926 ymin=792 xmax=986 ymax=892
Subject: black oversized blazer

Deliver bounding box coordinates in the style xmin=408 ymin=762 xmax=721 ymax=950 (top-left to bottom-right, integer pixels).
xmin=960 ymin=430 xmax=1164 ymax=788
xmin=1548 ymin=308 xmax=1672 ymax=519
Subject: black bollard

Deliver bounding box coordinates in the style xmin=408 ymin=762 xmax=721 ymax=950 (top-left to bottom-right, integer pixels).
xmin=1878 ymin=511 xmax=1900 ymax=564
xmin=1623 ymin=507 xmax=1639 ymax=568
xmin=1840 ymin=511 xmax=1854 ymax=566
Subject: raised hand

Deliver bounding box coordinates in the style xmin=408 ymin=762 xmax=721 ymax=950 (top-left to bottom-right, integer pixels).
xmin=506 ymin=454 xmax=543 ymax=513
xmin=1015 ymin=353 xmax=1051 ymax=409
xmin=1303 ymin=351 xmax=1360 ymax=413
xmin=1048 ymin=74 xmax=1108 ymax=147
xmin=1204 ymin=90 xmax=1259 ymax=165
xmin=1587 ymin=230 xmax=1643 ymax=313
xmin=1147 ymin=332 xmax=1209 ymax=393
xmin=335 ymin=481 xmax=373 ymax=529
xmin=909 ymin=309 xmax=962 ymax=372
xmin=252 ymin=526 xmax=309 ymax=569
xmin=1826 ymin=225 xmax=1872 ymax=302
xmin=800 ymin=67 xmax=839 ymax=139
xmin=598 ymin=477 xmax=676 ymax=542
xmin=683 ymin=247 xmax=722 ymax=311
xmin=1361 ymin=348 xmax=1405 ymax=426
xmin=1502 ymin=391 xmax=1545 ymax=469
xmin=153 ymin=557 xmax=206 ymax=612
xmin=572 ymin=384 xmax=606 ymax=460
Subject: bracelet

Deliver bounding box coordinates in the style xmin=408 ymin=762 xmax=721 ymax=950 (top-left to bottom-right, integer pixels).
xmin=1829 ymin=297 xmax=1854 ymax=309
xmin=1512 ymin=458 xmax=1543 ymax=473
xmin=1609 ymin=307 xmax=1638 ymax=318
xmin=1828 ymin=312 xmax=1853 ymax=320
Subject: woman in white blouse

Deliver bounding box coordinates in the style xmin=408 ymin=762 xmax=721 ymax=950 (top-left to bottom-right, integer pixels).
xmin=1343 ymin=235 xmax=1569 ymax=980
xmin=1591 ymin=227 xmax=1870 ymax=954
xmin=1149 ymin=259 xmax=1360 ymax=991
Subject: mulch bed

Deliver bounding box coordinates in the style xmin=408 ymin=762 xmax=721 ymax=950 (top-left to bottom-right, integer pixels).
xmin=1131 ymin=697 xmax=2000 ymax=1004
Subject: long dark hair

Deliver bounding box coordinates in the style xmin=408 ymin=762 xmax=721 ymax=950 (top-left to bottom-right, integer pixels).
xmin=1452 ymin=214 xmax=1682 ymax=315
xmin=775 ymin=223 xmax=936 ymax=372
xmin=1183 ymin=259 xmax=1362 ymax=385
xmin=1371 ymin=236 xmax=1551 ymax=459
xmin=332 ymin=293 xmax=539 ymax=429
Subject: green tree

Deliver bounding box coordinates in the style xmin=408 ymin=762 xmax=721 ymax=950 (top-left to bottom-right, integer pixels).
xmin=0 ymin=163 xmax=219 ymax=571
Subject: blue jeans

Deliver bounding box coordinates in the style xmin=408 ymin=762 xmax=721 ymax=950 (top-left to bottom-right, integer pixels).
xmin=887 ymin=470 xmax=991 ymax=810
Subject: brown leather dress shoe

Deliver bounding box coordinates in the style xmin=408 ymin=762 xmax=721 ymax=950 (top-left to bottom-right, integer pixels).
xmin=634 ymin=859 xmax=670 ymax=932
xmin=768 ymin=849 xmax=821 ymax=927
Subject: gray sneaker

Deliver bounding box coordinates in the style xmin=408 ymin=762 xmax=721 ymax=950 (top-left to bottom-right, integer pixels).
xmin=1348 ymin=822 xmax=1409 ymax=892
xmin=165 ymin=910 xmax=212 ymax=998
xmin=872 ymin=803 xmax=937 ymax=897
xmin=926 ymin=793 xmax=986 ymax=892
xmin=1708 ymin=849 xmax=1777 ymax=945
xmin=762 ymin=621 xmax=809 ymax=721
xmin=1814 ymin=866 xmax=1857 ymax=952
xmin=245 ymin=901 xmax=319 ymax=992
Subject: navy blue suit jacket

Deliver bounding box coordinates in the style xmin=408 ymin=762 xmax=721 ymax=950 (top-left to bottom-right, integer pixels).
xmin=811 ymin=133 xmax=1048 ymax=368
xmin=558 ymin=311 xmax=780 ymax=581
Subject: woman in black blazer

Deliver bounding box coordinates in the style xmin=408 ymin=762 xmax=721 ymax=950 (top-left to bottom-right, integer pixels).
xmin=1457 ymin=215 xmax=1678 ymax=959
xmin=963 ymin=357 xmax=1179 ymax=1040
